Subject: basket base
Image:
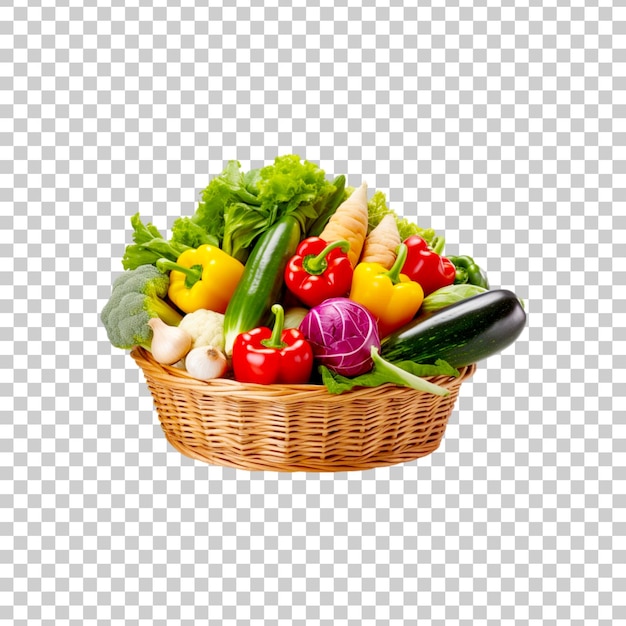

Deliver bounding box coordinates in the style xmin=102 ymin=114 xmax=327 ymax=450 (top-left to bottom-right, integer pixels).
xmin=162 ymin=428 xmax=446 ymax=472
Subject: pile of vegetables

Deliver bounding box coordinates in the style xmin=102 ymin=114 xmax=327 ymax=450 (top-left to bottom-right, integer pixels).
xmin=101 ymin=155 xmax=526 ymax=396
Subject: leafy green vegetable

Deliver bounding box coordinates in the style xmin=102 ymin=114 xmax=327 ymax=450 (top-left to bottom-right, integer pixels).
xmin=170 ymin=155 xmax=339 ymax=264
xmin=320 ymin=347 xmax=458 ymax=395
xmin=391 ymin=358 xmax=460 ymax=379
xmin=170 ymin=217 xmax=220 ymax=250
xmin=242 ymin=167 xmax=262 ymax=192
xmin=306 ymin=175 xmax=347 ymax=237
xmin=171 ymin=160 xmax=256 ymax=251
xmin=130 ymin=214 xmax=163 ymax=243
xmin=122 ymin=213 xmax=194 ymax=271
xmin=222 ymin=154 xmax=336 ymax=262
xmin=366 ymin=189 xmax=437 ymax=244
xmin=221 ymin=201 xmax=273 ymax=263
xmin=256 ymin=154 xmax=333 ymax=227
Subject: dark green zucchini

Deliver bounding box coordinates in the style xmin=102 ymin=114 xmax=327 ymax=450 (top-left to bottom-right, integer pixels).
xmin=223 ymin=215 xmax=301 ymax=356
xmin=380 ymin=289 xmax=526 ymax=367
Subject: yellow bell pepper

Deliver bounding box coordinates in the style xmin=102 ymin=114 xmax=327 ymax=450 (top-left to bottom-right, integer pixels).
xmin=349 ymin=243 xmax=424 ymax=337
xmin=156 ymin=244 xmax=245 ymax=314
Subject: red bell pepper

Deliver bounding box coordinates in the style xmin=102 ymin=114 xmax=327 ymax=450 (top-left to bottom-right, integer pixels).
xmin=284 ymin=237 xmax=353 ymax=307
xmin=232 ymin=304 xmax=313 ymax=385
xmin=402 ymin=235 xmax=456 ymax=296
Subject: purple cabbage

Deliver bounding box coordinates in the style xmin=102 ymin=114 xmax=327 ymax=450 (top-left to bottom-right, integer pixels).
xmin=299 ymin=297 xmax=380 ymax=377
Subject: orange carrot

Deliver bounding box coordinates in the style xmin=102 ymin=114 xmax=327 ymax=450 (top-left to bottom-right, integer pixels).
xmin=359 ymin=213 xmax=401 ymax=269
xmin=319 ymin=182 xmax=369 ymax=267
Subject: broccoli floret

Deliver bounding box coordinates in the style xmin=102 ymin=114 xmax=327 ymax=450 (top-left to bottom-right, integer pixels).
xmin=100 ymin=265 xmax=183 ymax=350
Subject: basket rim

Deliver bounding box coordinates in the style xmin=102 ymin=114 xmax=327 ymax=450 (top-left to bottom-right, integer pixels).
xmin=130 ymin=346 xmax=476 ymax=396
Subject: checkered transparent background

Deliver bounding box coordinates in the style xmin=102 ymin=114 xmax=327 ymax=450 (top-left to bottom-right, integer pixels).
xmin=2 ymin=1 xmax=624 ymax=625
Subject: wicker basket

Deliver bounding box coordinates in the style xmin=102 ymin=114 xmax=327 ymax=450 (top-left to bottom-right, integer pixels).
xmin=131 ymin=347 xmax=476 ymax=472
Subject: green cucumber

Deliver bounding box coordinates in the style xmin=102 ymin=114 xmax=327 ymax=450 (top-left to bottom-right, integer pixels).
xmin=380 ymin=289 xmax=526 ymax=367
xmin=223 ymin=215 xmax=301 ymax=356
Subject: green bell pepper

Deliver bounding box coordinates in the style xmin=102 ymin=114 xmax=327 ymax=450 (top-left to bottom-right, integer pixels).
xmin=447 ymin=255 xmax=490 ymax=290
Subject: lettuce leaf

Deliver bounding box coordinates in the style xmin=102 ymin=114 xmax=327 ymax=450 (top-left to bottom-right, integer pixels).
xmin=320 ymin=348 xmax=459 ymax=395
xmin=255 ymin=154 xmax=335 ymax=232
xmin=170 ymin=217 xmax=220 ymax=250
xmin=171 ymin=160 xmax=257 ymax=251
xmin=170 ymin=155 xmax=337 ymax=263
xmin=367 ymin=189 xmax=437 ymax=244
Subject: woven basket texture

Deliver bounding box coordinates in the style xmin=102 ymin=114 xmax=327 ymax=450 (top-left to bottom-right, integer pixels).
xmin=131 ymin=347 xmax=476 ymax=472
